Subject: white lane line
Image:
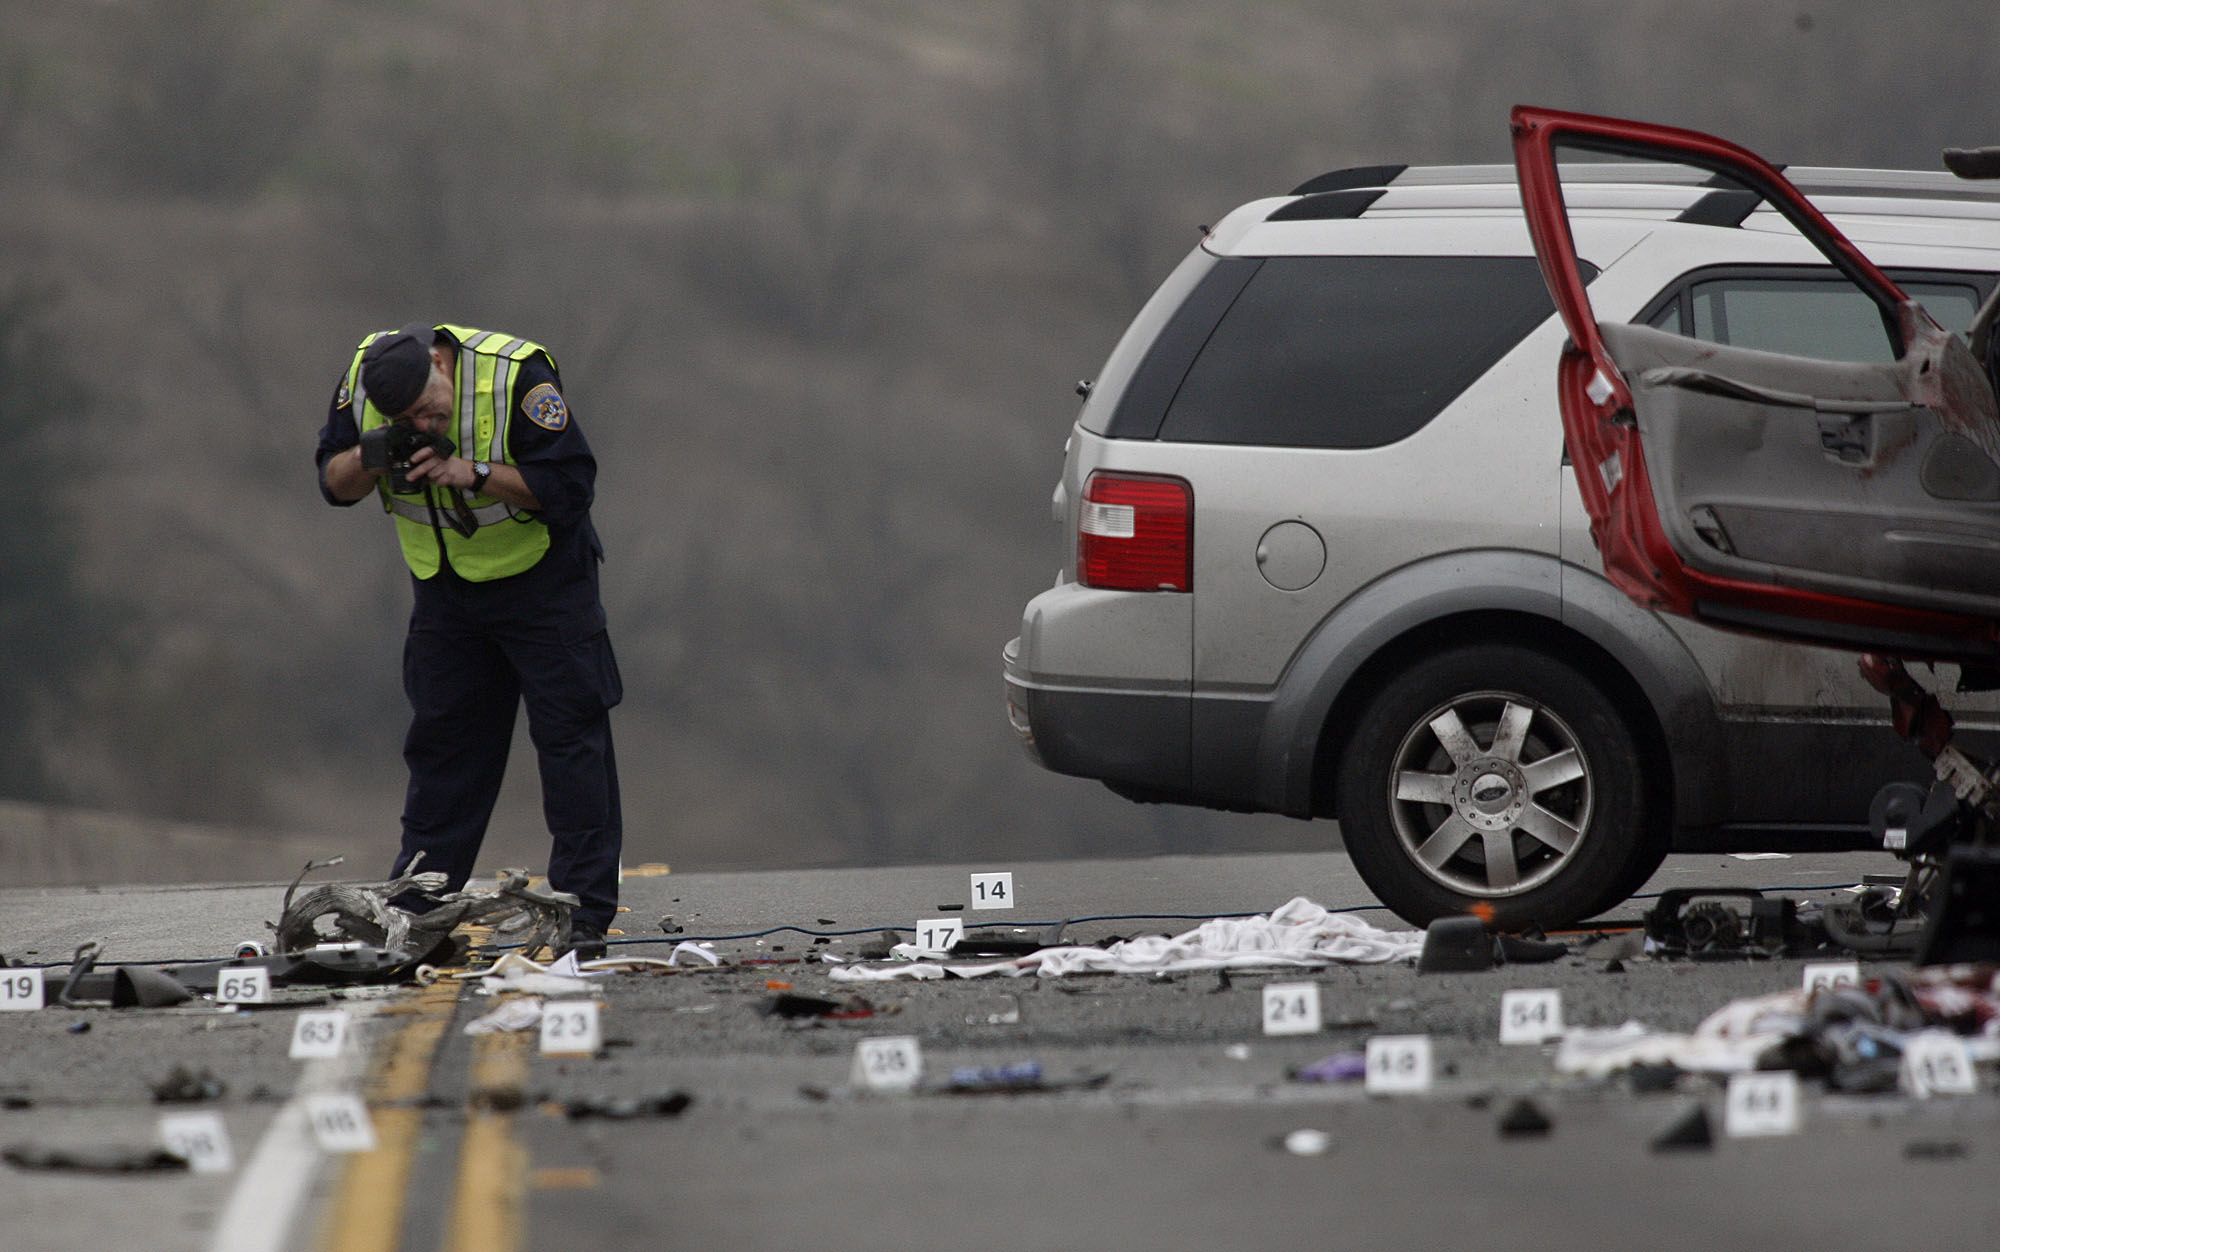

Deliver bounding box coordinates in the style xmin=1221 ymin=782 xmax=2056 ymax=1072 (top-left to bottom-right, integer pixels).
xmin=206 ymin=999 xmax=382 ymax=1252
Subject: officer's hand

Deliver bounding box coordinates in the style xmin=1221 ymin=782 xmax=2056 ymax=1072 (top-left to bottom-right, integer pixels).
xmin=405 ymin=447 xmax=476 ymax=490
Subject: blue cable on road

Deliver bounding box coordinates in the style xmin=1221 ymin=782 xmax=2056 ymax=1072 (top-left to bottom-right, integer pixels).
xmin=16 ymin=881 xmax=1867 ymax=966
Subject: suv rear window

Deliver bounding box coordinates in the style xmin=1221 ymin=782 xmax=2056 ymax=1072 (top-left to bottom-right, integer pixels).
xmin=1108 ymin=255 xmax=1579 ymax=448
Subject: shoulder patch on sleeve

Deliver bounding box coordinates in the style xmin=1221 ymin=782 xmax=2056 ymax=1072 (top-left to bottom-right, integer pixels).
xmin=522 ymin=381 xmax=569 ymax=432
xmin=336 ymin=382 xmax=352 ymax=409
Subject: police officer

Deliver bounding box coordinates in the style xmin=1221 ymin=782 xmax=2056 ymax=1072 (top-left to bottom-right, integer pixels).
xmin=316 ymin=323 xmax=622 ymax=959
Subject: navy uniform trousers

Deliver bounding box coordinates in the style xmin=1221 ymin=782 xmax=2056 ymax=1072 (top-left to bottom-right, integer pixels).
xmin=390 ymin=609 xmax=624 ymax=931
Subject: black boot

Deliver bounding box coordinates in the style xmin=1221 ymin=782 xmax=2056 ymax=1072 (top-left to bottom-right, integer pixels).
xmin=560 ymin=920 xmax=608 ymax=962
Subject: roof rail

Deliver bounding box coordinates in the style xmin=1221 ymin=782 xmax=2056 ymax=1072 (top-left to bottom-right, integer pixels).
xmin=1285 ymin=161 xmax=1995 ymax=201
xmin=1386 ymin=162 xmax=1995 ymax=201
xmin=1288 ymin=165 xmax=1409 ymax=195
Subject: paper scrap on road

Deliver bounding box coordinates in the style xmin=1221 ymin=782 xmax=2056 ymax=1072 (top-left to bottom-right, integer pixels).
xmin=828 ymin=898 xmax=1421 ymax=982
xmin=467 ymin=953 xmax=602 ymax=996
xmin=463 ymin=998 xmax=545 ymax=1035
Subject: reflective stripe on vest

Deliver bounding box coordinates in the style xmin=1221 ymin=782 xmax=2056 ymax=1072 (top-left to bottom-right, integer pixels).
xmin=346 ymin=324 xmax=556 ymax=582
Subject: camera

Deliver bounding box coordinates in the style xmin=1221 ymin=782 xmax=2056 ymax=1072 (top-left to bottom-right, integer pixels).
xmin=359 ymin=425 xmax=457 ymax=496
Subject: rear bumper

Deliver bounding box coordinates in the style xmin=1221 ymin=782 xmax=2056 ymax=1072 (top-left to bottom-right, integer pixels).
xmin=1004 ymin=637 xmax=1194 ymax=795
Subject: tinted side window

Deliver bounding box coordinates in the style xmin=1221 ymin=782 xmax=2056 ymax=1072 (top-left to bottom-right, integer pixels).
xmin=1641 ymin=268 xmax=1987 ymax=364
xmin=1688 ymin=278 xmax=1977 ymax=362
xmin=1155 ymin=256 xmax=1575 ymax=449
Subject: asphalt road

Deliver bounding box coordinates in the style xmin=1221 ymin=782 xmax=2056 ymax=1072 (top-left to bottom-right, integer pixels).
xmin=0 ymin=850 xmax=1995 ymax=1251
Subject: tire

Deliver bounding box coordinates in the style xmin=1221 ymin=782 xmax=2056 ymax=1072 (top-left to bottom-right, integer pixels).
xmin=1335 ymin=644 xmax=1652 ymax=930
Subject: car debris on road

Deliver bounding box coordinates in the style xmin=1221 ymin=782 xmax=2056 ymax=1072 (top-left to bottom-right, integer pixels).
xmin=1554 ymin=963 xmax=1999 ymax=1091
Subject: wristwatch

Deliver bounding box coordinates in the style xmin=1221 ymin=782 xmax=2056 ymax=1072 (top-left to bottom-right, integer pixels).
xmin=470 ymin=461 xmax=491 ymax=494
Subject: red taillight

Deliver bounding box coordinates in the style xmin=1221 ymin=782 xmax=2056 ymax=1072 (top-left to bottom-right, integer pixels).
xmin=1079 ymin=472 xmax=1191 ymax=592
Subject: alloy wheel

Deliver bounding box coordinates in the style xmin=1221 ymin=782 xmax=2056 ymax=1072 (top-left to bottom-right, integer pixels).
xmin=1385 ymin=690 xmax=1594 ymax=898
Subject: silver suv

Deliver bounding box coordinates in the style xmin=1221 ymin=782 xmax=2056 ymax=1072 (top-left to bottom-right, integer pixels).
xmin=1004 ymin=161 xmax=2000 ymax=928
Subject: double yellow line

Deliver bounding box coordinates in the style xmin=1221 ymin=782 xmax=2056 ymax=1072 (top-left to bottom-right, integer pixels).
xmin=317 ymin=981 xmax=536 ymax=1252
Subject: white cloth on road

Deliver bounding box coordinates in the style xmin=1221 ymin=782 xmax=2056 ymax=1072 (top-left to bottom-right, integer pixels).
xmin=1556 ymin=987 xmax=1817 ymax=1076
xmin=827 ymin=897 xmax=1421 ymax=982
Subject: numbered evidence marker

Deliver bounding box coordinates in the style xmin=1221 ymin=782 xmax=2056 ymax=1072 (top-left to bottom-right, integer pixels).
xmin=215 ymin=966 xmax=270 ymax=1005
xmin=1901 ymin=1032 xmax=1979 ymax=1097
xmin=539 ymin=1000 xmax=603 ymax=1056
xmin=1801 ymin=961 xmax=1862 ymax=997
xmin=1724 ymin=1071 xmax=1803 ymax=1137
xmin=289 ymin=1010 xmax=349 ymax=1060
xmin=1261 ymin=982 xmax=1323 ymax=1036
xmin=159 ymin=1111 xmax=235 ymax=1173
xmin=1499 ymin=989 xmax=1564 ymax=1045
xmin=969 ymin=871 xmax=1015 ymax=911
xmin=913 ymin=918 xmax=963 ymax=954
xmin=0 ymin=966 xmax=43 ymax=1011
xmin=1364 ymin=1035 xmax=1434 ymax=1094
xmin=850 ymin=1036 xmax=924 ymax=1092
xmin=303 ymin=1093 xmax=377 ymax=1153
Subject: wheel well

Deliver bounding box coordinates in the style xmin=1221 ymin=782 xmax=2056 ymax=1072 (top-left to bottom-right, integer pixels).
xmin=1307 ymin=611 xmax=1674 ymax=829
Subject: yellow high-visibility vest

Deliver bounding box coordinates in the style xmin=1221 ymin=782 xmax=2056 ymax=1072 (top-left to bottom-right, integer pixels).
xmin=342 ymin=325 xmax=555 ymax=582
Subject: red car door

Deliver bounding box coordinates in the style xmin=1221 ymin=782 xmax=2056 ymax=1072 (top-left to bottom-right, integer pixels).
xmin=1510 ymin=106 xmax=1998 ymax=664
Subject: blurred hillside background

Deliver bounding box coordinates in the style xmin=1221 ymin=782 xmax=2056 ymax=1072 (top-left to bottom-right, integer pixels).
xmin=0 ymin=0 xmax=1996 ymax=884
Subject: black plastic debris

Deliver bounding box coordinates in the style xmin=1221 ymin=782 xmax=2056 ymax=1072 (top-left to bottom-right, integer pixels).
xmin=44 ymin=954 xmax=196 ymax=1009
xmin=66 ymin=1022 xmax=90 ymax=1036
xmin=946 ymin=933 xmax=1042 ymax=959
xmin=1 ymin=1095 xmax=31 ymax=1111
xmin=659 ymin=915 xmax=684 ymax=934
xmin=564 ymin=1091 xmax=692 ymax=1121
xmin=763 ymin=992 xmax=875 ymax=1021
xmin=1627 ymin=1062 xmax=1683 ymax=1094
xmin=1651 ymin=1104 xmax=1715 ymax=1152
xmin=3 ymin=1144 xmax=189 ymax=1174
xmin=1497 ymin=1098 xmax=1554 ymax=1137
xmin=854 ymin=931 xmax=903 ymax=961
xmin=150 ymin=1066 xmax=226 ymax=1104
xmin=1417 ymin=917 xmax=1569 ymax=973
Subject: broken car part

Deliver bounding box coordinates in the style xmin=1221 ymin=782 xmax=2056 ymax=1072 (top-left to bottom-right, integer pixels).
xmin=1641 ymin=889 xmax=1812 ymax=959
xmin=276 ymin=855 xmax=577 ymax=977
xmin=42 ymin=942 xmax=196 ymax=1009
xmin=1414 ymin=916 xmax=1568 ymax=974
